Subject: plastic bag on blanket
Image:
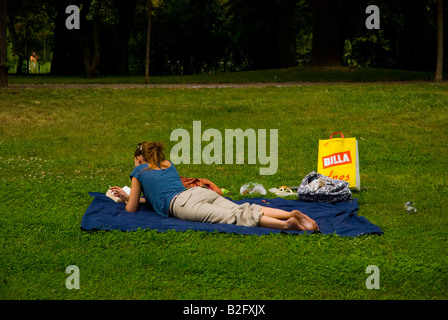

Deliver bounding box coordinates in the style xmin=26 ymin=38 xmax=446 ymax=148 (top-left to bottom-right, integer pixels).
xmin=297 ymin=171 xmax=353 ymax=203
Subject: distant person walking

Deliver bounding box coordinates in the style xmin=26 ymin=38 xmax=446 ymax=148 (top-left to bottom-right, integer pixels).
xmin=29 ymin=52 xmax=39 ymax=74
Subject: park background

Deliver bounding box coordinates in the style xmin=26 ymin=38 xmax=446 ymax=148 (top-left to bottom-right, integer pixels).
xmin=1 ymin=0 xmax=448 ymax=303
xmin=2 ymin=0 xmax=446 ymax=79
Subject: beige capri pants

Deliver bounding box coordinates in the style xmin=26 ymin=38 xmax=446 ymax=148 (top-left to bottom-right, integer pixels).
xmin=170 ymin=187 xmax=264 ymax=227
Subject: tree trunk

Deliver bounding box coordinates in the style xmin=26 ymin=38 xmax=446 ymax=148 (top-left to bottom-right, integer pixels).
xmin=6 ymin=9 xmax=24 ymax=75
xmin=435 ymin=0 xmax=444 ymax=82
xmin=145 ymin=0 xmax=152 ymax=84
xmin=80 ymin=22 xmax=101 ymax=79
xmin=70 ymin=14 xmax=101 ymax=79
xmin=113 ymin=0 xmax=138 ymax=75
xmin=309 ymin=0 xmax=343 ymax=67
xmin=276 ymin=0 xmax=296 ymax=68
xmin=50 ymin=16 xmax=84 ymax=76
xmin=0 ymin=0 xmax=8 ymax=88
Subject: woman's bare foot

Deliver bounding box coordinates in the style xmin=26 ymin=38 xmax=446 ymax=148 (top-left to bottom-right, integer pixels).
xmin=286 ymin=217 xmax=305 ymax=231
xmin=291 ymin=210 xmax=319 ymax=231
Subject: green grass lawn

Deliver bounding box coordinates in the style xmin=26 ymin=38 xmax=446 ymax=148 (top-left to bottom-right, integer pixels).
xmin=8 ymin=65 xmax=437 ymax=85
xmin=1 ymin=80 xmax=447 ymax=300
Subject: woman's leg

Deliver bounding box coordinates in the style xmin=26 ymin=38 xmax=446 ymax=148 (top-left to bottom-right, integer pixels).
xmin=260 ymin=207 xmax=292 ymax=220
xmin=173 ymin=188 xmax=263 ymax=227
xmin=258 ymin=215 xmax=304 ymax=230
xmin=212 ymin=196 xmax=310 ymax=230
xmin=172 ymin=188 xmax=318 ymax=231
xmin=291 ymin=210 xmax=319 ymax=231
xmin=209 ymin=196 xmax=318 ymax=231
xmin=261 ymin=207 xmax=319 ymax=231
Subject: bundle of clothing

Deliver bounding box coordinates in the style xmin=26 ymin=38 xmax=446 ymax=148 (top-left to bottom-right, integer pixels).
xmin=180 ymin=176 xmax=223 ymax=195
xmin=297 ymin=171 xmax=353 ymax=203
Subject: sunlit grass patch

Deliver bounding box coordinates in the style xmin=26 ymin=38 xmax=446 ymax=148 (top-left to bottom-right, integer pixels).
xmin=1 ymin=83 xmax=447 ymax=300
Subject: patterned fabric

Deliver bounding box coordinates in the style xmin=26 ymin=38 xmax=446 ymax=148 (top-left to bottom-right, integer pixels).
xmin=297 ymin=171 xmax=353 ymax=203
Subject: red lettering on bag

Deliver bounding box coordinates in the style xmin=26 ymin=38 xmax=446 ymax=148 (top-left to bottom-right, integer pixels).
xmin=322 ymin=151 xmax=352 ymax=169
xmin=327 ymin=170 xmax=350 ymax=181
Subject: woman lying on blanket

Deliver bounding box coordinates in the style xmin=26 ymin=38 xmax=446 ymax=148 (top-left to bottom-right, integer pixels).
xmin=110 ymin=141 xmax=319 ymax=231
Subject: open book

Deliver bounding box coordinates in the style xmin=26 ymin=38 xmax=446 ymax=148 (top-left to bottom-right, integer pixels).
xmin=106 ymin=186 xmax=131 ymax=202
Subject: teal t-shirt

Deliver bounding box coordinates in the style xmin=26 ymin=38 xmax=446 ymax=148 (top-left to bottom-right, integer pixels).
xmin=130 ymin=162 xmax=186 ymax=217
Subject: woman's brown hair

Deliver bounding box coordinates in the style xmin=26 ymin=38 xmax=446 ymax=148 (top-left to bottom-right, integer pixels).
xmin=135 ymin=141 xmax=166 ymax=166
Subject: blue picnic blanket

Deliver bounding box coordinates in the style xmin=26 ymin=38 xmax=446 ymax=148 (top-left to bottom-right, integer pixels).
xmin=81 ymin=192 xmax=383 ymax=237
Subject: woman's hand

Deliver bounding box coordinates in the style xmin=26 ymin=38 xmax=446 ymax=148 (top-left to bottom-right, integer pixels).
xmin=110 ymin=186 xmax=130 ymax=203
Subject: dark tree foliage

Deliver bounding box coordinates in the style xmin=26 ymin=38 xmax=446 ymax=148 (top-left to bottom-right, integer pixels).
xmin=5 ymin=0 xmax=447 ymax=77
xmin=0 ymin=0 xmax=7 ymax=87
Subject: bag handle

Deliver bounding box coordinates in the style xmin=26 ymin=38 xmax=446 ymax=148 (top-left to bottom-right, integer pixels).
xmin=330 ymin=131 xmax=344 ymax=139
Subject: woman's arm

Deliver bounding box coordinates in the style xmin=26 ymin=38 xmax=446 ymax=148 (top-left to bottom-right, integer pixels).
xmin=125 ymin=177 xmax=142 ymax=212
xmin=110 ymin=181 xmax=146 ymax=210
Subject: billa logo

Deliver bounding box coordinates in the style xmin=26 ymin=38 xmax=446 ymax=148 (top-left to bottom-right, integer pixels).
xmin=322 ymin=151 xmax=352 ymax=169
